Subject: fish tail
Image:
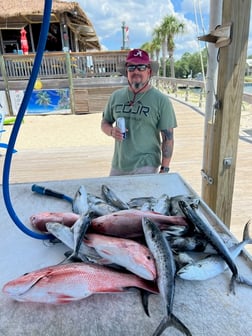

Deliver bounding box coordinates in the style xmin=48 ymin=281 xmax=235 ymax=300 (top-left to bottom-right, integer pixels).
xmin=229 ymin=275 xmax=236 ymax=294
xmin=171 ymin=314 xmax=192 ymax=336
xmin=152 ymin=314 xmax=192 ymax=336
xmin=242 ymin=220 xmax=252 ymax=244
xmin=139 ymin=289 xmax=151 ymax=317
xmin=230 ymin=273 xmax=252 ymax=295
xmin=236 ymin=275 xmax=252 ymax=288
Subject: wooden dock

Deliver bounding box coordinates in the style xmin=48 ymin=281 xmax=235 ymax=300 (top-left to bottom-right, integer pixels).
xmin=0 ymin=98 xmax=251 ymax=254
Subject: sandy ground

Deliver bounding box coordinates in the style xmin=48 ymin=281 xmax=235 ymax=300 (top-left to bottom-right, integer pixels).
xmin=1 ymin=113 xmax=110 ymax=150
xmin=1 ymin=95 xmax=252 ymax=150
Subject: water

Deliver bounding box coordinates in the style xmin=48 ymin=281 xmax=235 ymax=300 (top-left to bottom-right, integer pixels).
xmin=244 ymin=83 xmax=252 ymax=93
xmin=189 ymin=83 xmax=252 ymax=94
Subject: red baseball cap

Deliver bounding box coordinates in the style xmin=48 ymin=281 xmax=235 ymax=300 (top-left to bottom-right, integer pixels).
xmin=118 ymin=49 xmax=159 ymax=76
xmin=126 ymin=49 xmax=151 ymax=64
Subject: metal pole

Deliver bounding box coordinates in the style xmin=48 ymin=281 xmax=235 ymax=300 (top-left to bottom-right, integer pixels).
xmin=65 ymin=52 xmax=75 ymax=114
xmin=121 ymin=21 xmax=125 ymax=50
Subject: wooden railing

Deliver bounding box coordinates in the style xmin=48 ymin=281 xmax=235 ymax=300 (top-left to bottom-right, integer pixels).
xmin=1 ymin=51 xmax=251 ymax=114
xmin=152 ymin=77 xmax=252 ymax=107
xmin=0 ymin=50 xmax=129 ymax=80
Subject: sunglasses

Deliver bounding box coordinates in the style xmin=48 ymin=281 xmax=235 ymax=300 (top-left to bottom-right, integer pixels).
xmin=127 ymin=64 xmax=150 ymax=72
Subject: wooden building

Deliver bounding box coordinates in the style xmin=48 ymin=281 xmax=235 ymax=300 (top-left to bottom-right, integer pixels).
xmin=0 ymin=0 xmax=101 ymax=54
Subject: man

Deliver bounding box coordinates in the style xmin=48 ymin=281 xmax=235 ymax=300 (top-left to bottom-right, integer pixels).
xmin=101 ymin=49 xmax=177 ymax=176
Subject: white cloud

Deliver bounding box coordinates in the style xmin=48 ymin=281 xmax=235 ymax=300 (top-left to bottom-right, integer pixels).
xmin=66 ymin=0 xmax=252 ymax=58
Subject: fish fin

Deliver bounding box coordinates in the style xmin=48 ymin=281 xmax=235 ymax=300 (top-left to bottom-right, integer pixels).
xmin=139 ymin=289 xmax=151 ymax=317
xmin=242 ymin=220 xmax=252 ymax=243
xmin=99 ymin=258 xmax=112 ymax=264
xmin=152 ymin=315 xmax=172 ymax=336
xmin=63 ymin=250 xmax=89 ymax=263
xmin=98 ymin=288 xmax=126 ymax=293
xmin=236 ymin=274 xmax=252 ymax=288
xmin=230 ymin=271 xmax=252 ymax=295
xmin=56 ymin=295 xmax=76 ymax=303
xmin=100 ymin=249 xmax=113 ymax=256
xmin=57 ymin=254 xmax=70 ymax=265
xmin=170 ymin=314 xmax=192 ymax=336
xmin=153 ymin=314 xmax=192 ymax=336
xmin=229 ymin=275 xmax=236 ymax=294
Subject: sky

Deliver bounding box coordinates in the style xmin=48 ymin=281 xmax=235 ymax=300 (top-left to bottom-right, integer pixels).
xmin=67 ymin=0 xmax=252 ymax=60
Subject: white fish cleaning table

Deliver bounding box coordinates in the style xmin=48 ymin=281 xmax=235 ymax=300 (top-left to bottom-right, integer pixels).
xmin=0 ymin=173 xmax=251 ymax=336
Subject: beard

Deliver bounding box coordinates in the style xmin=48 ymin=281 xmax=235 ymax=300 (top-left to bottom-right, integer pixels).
xmin=131 ymin=82 xmax=142 ymax=90
xmin=130 ymin=75 xmax=149 ymax=91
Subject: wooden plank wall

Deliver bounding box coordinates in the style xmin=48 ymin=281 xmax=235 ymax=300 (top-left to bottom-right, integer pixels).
xmin=74 ymin=86 xmax=125 ymax=114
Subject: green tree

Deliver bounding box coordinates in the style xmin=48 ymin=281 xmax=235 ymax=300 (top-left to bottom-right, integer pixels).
xmin=173 ymin=49 xmax=208 ymax=79
xmin=151 ymin=36 xmax=161 ymax=67
xmin=140 ymin=41 xmax=153 ymax=55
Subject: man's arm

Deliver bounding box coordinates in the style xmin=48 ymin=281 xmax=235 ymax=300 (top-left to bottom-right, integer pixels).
xmin=101 ymin=118 xmax=113 ymax=137
xmin=101 ymin=118 xmax=124 ymax=141
xmin=160 ymin=128 xmax=174 ymax=171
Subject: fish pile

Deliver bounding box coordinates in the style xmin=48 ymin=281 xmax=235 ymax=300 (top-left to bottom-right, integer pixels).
xmin=3 ymin=184 xmax=252 ymax=336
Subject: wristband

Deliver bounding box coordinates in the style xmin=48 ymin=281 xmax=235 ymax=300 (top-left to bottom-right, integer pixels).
xmin=160 ymin=166 xmax=170 ymax=173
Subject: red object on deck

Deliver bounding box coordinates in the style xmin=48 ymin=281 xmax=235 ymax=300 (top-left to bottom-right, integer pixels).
xmin=20 ymin=27 xmax=29 ymax=54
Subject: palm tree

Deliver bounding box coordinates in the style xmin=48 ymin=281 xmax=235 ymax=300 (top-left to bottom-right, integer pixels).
xmin=140 ymin=39 xmax=161 ymax=75
xmin=153 ymin=26 xmax=166 ymax=77
xmin=151 ymin=33 xmax=162 ymax=70
xmin=140 ymin=41 xmax=153 ymax=56
xmin=159 ymin=15 xmax=185 ymax=77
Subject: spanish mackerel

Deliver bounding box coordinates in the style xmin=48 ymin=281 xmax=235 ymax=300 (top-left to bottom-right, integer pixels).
xmin=101 ymin=184 xmax=129 ymax=210
xmin=142 ymin=217 xmax=192 ymax=336
xmin=67 ymin=213 xmax=91 ymax=261
xmin=170 ymin=195 xmax=200 ymax=216
xmin=87 ymin=194 xmax=119 ymax=216
xmin=179 ymin=200 xmax=252 ymax=293
xmin=46 ymin=222 xmax=102 ymax=264
xmin=151 ymin=194 xmax=171 ymax=215
xmin=177 ymin=221 xmax=252 ymax=281
xmin=72 ymin=185 xmax=89 ymax=215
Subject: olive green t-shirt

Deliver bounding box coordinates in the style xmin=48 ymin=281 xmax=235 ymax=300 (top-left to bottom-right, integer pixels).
xmin=103 ymin=86 xmax=177 ymax=171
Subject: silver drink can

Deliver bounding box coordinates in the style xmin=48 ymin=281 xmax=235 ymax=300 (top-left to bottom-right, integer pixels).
xmin=116 ymin=117 xmax=126 ymax=139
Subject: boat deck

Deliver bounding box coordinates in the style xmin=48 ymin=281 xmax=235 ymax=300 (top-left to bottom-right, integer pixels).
xmin=0 ymin=98 xmax=251 ymax=254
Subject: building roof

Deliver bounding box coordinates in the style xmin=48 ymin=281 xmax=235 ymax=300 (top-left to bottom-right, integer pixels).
xmin=0 ymin=0 xmax=101 ymax=50
xmin=246 ymin=59 xmax=252 ymax=67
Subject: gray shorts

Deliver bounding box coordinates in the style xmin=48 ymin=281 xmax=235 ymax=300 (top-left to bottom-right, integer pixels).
xmin=109 ymin=166 xmax=159 ymax=176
